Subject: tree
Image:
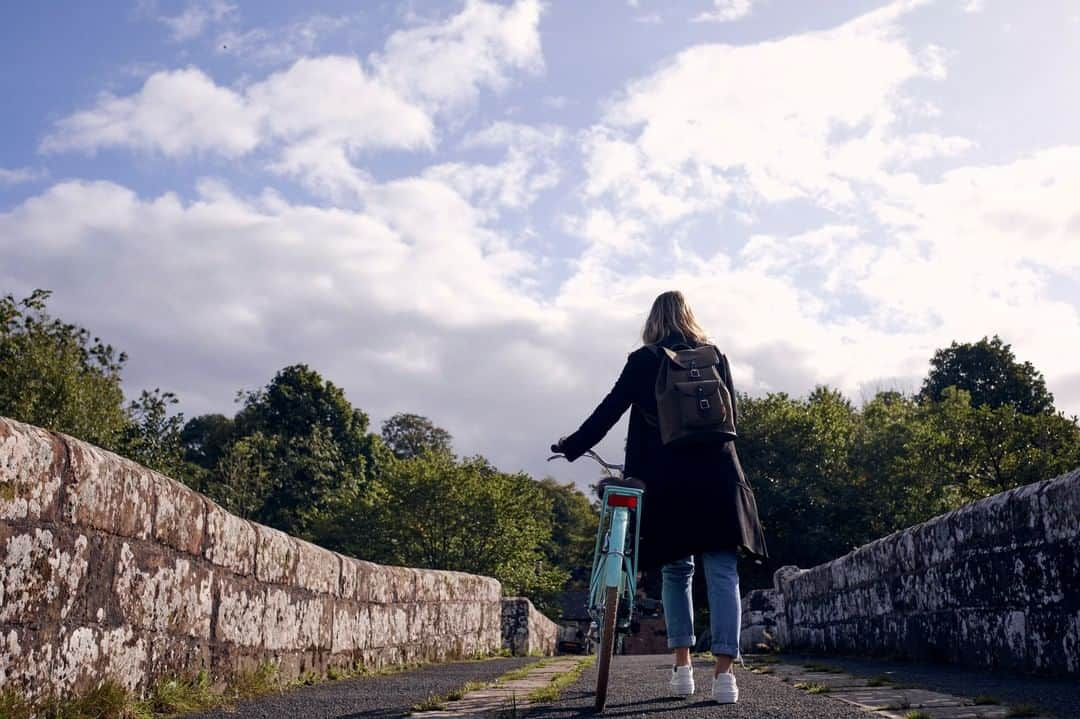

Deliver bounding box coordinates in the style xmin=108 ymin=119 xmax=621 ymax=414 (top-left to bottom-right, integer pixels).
xmin=0 ymin=289 xmax=128 ymax=448
xmin=206 ymin=364 xmax=382 ymax=537
xmin=381 ymin=413 xmax=453 ymax=459
xmin=181 ymin=413 xmax=235 ymax=471
xmin=536 ymin=478 xmax=598 ymax=586
xmin=921 ymin=387 xmax=1080 ymax=499
xmin=118 ymin=389 xmax=188 ymax=480
xmin=920 ymin=336 xmax=1054 ymax=414
xmin=353 ymin=452 xmax=567 ymax=616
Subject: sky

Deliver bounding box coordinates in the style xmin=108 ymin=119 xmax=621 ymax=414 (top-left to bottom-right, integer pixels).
xmin=2 ymin=0 xmax=1079 ymax=488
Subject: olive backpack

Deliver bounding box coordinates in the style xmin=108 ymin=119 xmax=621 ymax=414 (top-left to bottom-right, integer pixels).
xmin=644 ymin=343 xmax=737 ymax=446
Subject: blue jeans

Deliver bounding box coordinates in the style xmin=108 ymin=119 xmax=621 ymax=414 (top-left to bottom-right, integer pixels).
xmin=661 ymin=550 xmax=741 ymax=658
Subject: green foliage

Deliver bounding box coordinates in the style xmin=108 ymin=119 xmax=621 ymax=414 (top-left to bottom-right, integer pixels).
xmin=740 ymin=380 xmax=1080 ymax=589
xmin=117 ymin=389 xmax=189 ymax=480
xmin=143 ymin=671 xmax=216 ymax=715
xmin=0 ymin=687 xmax=33 ymax=719
xmin=345 ymin=451 xmax=568 ymax=609
xmin=0 ymin=290 xmax=128 ymax=448
xmin=196 ymin=364 xmax=383 ymax=538
xmin=738 ymin=387 xmax=862 ymax=573
xmin=381 ymin=412 xmax=453 ymax=459
xmin=180 ymin=413 xmax=235 ymax=472
xmin=536 ymin=477 xmax=598 ymax=588
xmin=920 ymin=335 xmax=1054 ymax=414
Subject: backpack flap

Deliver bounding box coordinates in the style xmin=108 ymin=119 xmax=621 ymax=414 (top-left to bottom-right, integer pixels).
xmin=673 ymin=380 xmax=729 ymax=427
xmin=661 ymin=346 xmax=720 ymax=372
xmin=653 ymin=344 xmax=737 ymax=445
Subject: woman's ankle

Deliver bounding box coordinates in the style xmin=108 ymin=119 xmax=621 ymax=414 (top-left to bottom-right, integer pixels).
xmin=673 ymin=647 xmax=692 ymax=667
xmin=713 ymin=654 xmax=734 ymax=675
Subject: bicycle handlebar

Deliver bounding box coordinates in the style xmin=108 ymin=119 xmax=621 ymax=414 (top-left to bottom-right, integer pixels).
xmin=547 ymin=448 xmax=624 ymax=474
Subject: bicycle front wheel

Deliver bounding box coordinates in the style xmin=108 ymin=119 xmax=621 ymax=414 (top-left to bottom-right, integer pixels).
xmin=594 ymin=585 xmax=619 ymax=712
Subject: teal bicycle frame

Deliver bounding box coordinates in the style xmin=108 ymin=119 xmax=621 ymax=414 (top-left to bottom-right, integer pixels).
xmin=589 ymin=482 xmax=644 ymax=638
xmin=548 ymin=448 xmax=642 ymax=711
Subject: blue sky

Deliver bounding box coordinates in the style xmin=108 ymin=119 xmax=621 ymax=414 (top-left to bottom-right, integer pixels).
xmin=2 ymin=0 xmax=1079 ymax=486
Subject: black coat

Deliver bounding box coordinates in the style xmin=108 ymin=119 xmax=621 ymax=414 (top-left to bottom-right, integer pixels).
xmin=561 ymin=334 xmax=768 ymax=570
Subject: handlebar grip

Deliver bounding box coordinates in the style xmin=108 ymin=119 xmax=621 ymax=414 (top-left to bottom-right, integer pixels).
xmin=550 ymin=443 xmax=563 ymax=454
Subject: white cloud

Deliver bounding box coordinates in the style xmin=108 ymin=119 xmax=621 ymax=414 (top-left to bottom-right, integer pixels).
xmin=694 ymin=0 xmax=754 ymax=24
xmin=592 ymin=0 xmax=952 ymax=222
xmin=217 ymin=14 xmax=353 ymax=66
xmin=42 ymin=1 xmax=544 ymax=197
xmin=157 ymin=0 xmax=236 ymax=42
xmin=373 ymin=0 xmax=544 ymax=111
xmin=561 ymin=0 xmax=1080 ymax=428
xmin=41 ymin=68 xmax=259 ymax=158
xmin=634 ymin=13 xmax=663 ymax=25
xmin=426 ymin=122 xmax=565 ymax=213
xmin=0 ymin=166 xmax=47 ymax=187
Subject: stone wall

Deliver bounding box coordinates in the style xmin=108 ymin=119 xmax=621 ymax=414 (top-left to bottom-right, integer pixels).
xmin=741 ymin=468 xmax=1080 ymax=676
xmin=0 ymin=417 xmax=504 ymax=699
xmin=501 ymin=598 xmax=558 ymax=656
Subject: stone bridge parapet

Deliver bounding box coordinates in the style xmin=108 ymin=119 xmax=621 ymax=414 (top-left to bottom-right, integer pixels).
xmin=0 ymin=416 xmax=508 ymax=699
xmin=741 ymin=468 xmax=1080 ymax=676
xmin=501 ymin=597 xmax=558 ymax=656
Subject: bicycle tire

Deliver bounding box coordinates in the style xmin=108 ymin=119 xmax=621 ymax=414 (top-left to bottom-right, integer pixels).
xmin=594 ymin=585 xmax=619 ymax=712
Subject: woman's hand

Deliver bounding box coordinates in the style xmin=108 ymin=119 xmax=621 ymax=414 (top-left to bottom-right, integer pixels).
xmin=551 ymin=436 xmax=568 ymax=454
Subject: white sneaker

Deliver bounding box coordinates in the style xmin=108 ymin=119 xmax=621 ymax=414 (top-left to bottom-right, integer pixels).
xmin=669 ymin=665 xmax=695 ymax=697
xmin=712 ymin=672 xmax=738 ymax=704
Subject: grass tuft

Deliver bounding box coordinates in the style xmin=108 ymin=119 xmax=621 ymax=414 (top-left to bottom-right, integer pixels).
xmin=802 ymin=663 xmax=843 ymax=674
xmin=229 ymin=662 xmax=282 ymax=701
xmin=144 ymin=671 xmax=216 ymax=715
xmin=905 ymin=711 xmax=931 ymax=719
xmin=411 ymin=694 xmax=448 ymax=712
xmin=0 ymin=689 xmax=33 ymax=719
xmin=494 ymin=692 xmax=520 ymax=718
xmin=526 ymin=656 xmax=596 ymax=703
xmin=48 ymin=679 xmax=151 ymax=719
xmin=498 ymin=657 xmax=560 ymax=683
xmin=445 ymin=681 xmax=485 ymax=701
xmin=866 ymin=673 xmax=895 ymax=687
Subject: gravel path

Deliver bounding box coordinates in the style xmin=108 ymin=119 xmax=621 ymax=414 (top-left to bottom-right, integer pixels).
xmin=523 ymin=655 xmax=874 ymax=718
xmin=184 ymin=656 xmax=536 ymax=719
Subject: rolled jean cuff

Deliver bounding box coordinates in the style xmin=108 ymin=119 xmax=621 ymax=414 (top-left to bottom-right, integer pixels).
xmin=667 ymin=634 xmax=696 ymax=650
xmin=710 ymin=641 xmax=739 ymax=658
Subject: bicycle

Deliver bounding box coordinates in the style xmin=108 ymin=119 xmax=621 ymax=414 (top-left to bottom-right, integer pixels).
xmin=549 ymin=448 xmax=644 ymax=712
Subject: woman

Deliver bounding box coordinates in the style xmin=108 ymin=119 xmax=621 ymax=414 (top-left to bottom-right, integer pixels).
xmin=553 ymin=290 xmax=767 ymax=705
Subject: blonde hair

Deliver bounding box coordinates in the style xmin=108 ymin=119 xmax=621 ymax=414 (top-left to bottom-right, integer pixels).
xmin=642 ymin=291 xmax=708 ymax=345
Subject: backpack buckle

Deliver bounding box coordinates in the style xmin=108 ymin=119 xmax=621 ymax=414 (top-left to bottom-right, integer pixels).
xmin=699 ymin=399 xmax=710 ymax=411
xmin=689 ymin=368 xmax=701 ymax=378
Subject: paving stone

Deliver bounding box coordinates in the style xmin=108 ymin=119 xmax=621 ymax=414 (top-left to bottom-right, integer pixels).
xmin=878 ymin=706 xmax=1010 ymax=719
xmin=781 ymin=670 xmax=871 ymax=687
xmin=830 ymin=686 xmax=970 ymax=710
xmin=412 ymin=657 xmax=583 ymax=717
